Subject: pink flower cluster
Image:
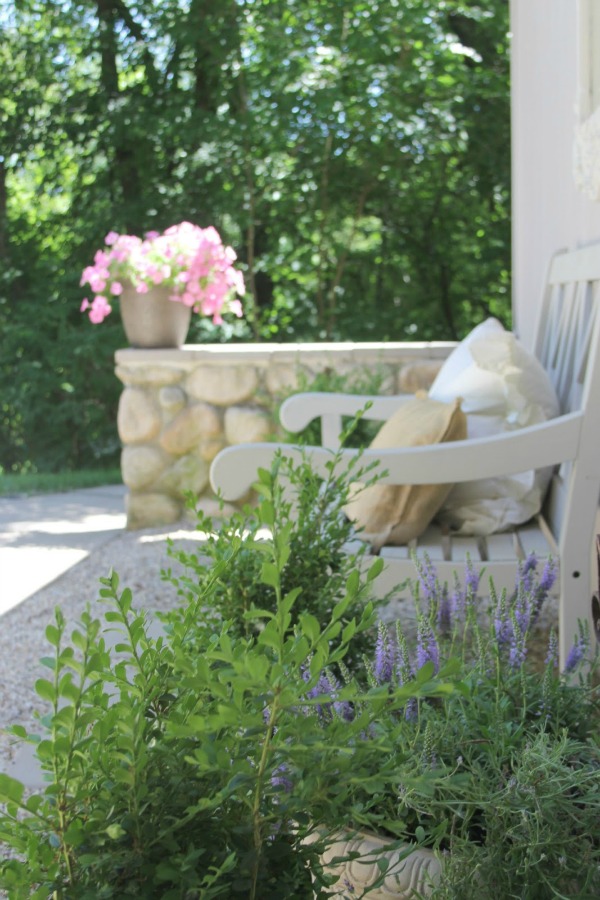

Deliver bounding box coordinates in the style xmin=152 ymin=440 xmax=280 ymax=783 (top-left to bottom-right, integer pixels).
xmin=80 ymin=222 xmax=245 ymax=325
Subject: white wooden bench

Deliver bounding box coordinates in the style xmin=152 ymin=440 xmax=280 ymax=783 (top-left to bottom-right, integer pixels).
xmin=210 ymin=243 xmax=600 ymax=667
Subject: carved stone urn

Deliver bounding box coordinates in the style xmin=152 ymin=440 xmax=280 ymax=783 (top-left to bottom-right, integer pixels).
xmin=305 ymin=828 xmax=442 ymax=898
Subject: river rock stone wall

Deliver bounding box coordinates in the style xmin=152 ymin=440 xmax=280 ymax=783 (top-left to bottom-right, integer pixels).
xmin=114 ymin=342 xmax=454 ymax=529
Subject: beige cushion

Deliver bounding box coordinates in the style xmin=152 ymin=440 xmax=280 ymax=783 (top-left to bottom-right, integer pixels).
xmin=344 ymin=392 xmax=467 ymax=550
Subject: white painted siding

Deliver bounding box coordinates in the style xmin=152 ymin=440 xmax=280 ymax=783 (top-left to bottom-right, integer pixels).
xmin=510 ymin=0 xmax=600 ymax=348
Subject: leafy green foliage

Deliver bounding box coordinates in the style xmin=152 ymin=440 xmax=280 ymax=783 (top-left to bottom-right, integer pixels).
xmin=0 ymin=453 xmax=599 ymax=897
xmin=164 ymin=448 xmax=389 ymax=669
xmin=363 ymin=555 xmax=600 ymax=897
xmin=1 ymin=0 xmax=511 ymax=472
xmin=0 ymin=476 xmax=452 ymax=897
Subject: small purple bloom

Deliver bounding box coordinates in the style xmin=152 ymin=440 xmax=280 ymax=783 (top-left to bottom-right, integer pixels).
xmin=271 ymin=763 xmax=293 ymax=793
xmin=513 ymin=588 xmax=533 ymax=636
xmin=464 ymin=556 xmax=481 ymax=598
xmin=374 ymin=622 xmax=396 ymax=685
xmin=563 ymin=632 xmax=588 ymax=674
xmin=532 ymin=558 xmax=558 ymax=621
xmin=415 ymin=554 xmax=439 ymax=613
xmin=494 ymin=591 xmax=512 ymax=646
xmin=404 ymin=697 xmax=418 ymax=722
xmin=416 ymin=617 xmax=440 ymax=674
xmin=508 ymin=633 xmax=527 ymax=669
xmin=517 ymin=553 xmax=538 ymax=595
xmin=545 ymin=630 xmax=558 ymax=668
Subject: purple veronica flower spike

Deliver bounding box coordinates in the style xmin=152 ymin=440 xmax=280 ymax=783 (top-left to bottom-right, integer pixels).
xmin=271 ymin=763 xmax=293 ymax=793
xmin=374 ymin=622 xmax=396 ymax=685
xmin=563 ymin=631 xmax=588 ymax=674
xmin=415 ymin=554 xmax=439 ymax=614
xmin=545 ymin=630 xmax=558 ymax=668
xmin=416 ymin=617 xmax=440 ymax=674
xmin=494 ymin=591 xmax=512 ymax=647
xmin=464 ymin=555 xmax=481 ymax=598
xmin=517 ymin=553 xmax=538 ymax=595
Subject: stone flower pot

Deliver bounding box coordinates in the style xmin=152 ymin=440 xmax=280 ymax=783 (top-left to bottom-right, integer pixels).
xmin=119 ymin=283 xmax=192 ymax=348
xmin=305 ymin=828 xmax=442 ymax=898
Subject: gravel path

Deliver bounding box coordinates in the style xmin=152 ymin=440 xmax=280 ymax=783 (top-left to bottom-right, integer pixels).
xmin=0 ymin=523 xmax=208 ymax=772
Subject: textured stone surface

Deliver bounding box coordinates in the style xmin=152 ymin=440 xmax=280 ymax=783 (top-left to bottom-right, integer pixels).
xmin=121 ymin=445 xmax=169 ymax=491
xmin=187 ymin=365 xmax=259 ymax=405
xmin=159 ymin=403 xmax=222 ymax=455
xmin=198 ymin=436 xmax=227 ymax=462
xmin=115 ymin=365 xmax=185 ymax=387
xmin=117 ymin=388 xmax=162 ymax=443
xmin=126 ymin=492 xmax=182 ymax=529
xmin=158 ymin=386 xmax=186 ymax=414
xmin=398 ymin=361 xmax=443 ymax=393
xmin=157 ymin=453 xmax=210 ymax=498
xmin=224 ymin=406 xmax=272 ymax=444
xmin=265 ymin=364 xmax=300 ymax=397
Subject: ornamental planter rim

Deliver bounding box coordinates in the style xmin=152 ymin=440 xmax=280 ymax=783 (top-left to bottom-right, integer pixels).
xmin=303 ymin=826 xmax=442 ymax=898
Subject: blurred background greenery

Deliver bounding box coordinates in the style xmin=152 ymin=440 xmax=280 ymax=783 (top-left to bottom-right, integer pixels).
xmin=0 ymin=0 xmax=510 ymax=476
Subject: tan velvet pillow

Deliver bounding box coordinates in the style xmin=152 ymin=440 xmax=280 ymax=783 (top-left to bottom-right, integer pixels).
xmin=344 ymin=392 xmax=467 ymax=550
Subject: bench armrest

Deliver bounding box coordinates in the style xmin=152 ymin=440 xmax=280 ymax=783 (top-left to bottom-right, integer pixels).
xmin=280 ymin=392 xmax=413 ymax=447
xmin=210 ymin=412 xmax=583 ymax=500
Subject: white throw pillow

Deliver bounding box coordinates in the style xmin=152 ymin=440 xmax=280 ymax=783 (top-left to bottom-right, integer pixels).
xmin=428 ymin=318 xmax=560 ymax=535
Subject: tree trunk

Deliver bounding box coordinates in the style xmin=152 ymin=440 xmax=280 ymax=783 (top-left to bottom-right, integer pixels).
xmin=0 ymin=156 xmax=7 ymax=261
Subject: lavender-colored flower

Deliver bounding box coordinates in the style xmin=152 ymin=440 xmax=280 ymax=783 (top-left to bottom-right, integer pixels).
xmin=304 ymin=669 xmax=337 ymax=721
xmin=333 ymin=698 xmax=355 ymax=722
xmin=404 ymin=697 xmax=418 ymax=722
xmin=304 ymin=668 xmax=354 ymax=722
xmin=508 ymin=614 xmax=527 ymax=669
xmin=517 ymin=553 xmax=538 ymax=595
xmin=513 ymin=586 xmax=533 ymax=636
xmin=416 ymin=616 xmax=440 ymax=674
xmin=448 ymin=568 xmax=468 ymax=624
xmin=374 ymin=622 xmax=396 ymax=685
xmin=563 ymin=631 xmax=588 ymax=674
xmin=494 ymin=590 xmax=512 ymax=647
xmin=414 ymin=554 xmax=439 ymax=613
xmin=545 ymin=630 xmax=558 ymax=668
xmin=532 ymin=558 xmax=558 ymax=621
xmin=271 ymin=763 xmax=293 ymax=793
xmin=464 ymin=555 xmax=481 ymax=599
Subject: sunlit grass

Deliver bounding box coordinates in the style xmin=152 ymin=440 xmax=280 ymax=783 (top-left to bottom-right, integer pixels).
xmin=0 ymin=468 xmax=122 ymax=497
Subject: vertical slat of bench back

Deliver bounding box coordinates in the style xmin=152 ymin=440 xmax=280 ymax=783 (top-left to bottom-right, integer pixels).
xmin=534 ymin=248 xmax=600 ymax=538
xmin=534 ymin=245 xmax=600 ymax=663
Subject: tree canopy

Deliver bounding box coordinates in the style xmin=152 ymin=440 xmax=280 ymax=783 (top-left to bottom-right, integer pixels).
xmin=0 ymin=0 xmax=510 ymax=472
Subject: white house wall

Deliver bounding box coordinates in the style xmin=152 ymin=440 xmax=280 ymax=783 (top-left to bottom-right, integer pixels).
xmin=510 ymin=0 xmax=600 ymax=348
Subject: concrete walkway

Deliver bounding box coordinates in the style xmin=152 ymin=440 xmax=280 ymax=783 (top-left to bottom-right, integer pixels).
xmin=0 ymin=484 xmax=127 ymax=788
xmin=0 ymin=484 xmax=127 ymax=618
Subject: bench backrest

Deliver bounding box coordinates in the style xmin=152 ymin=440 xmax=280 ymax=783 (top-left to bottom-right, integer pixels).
xmin=533 ymin=243 xmax=600 ymax=544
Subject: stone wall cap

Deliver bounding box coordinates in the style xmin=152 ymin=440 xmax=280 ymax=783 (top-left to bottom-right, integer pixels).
xmin=115 ymin=341 xmax=456 ymax=366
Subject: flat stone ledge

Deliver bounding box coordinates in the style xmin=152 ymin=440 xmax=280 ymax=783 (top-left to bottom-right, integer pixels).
xmin=115 ymin=340 xmax=456 ymax=369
